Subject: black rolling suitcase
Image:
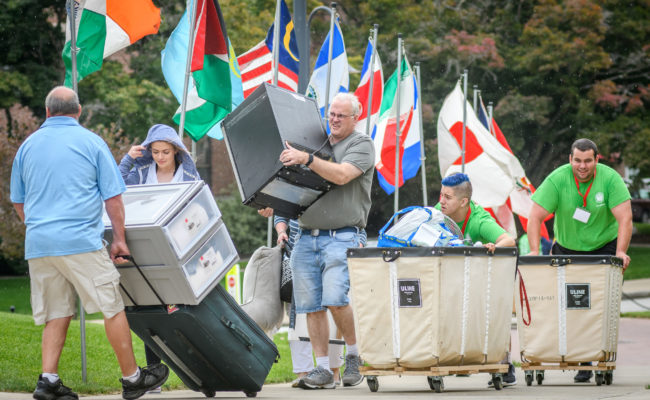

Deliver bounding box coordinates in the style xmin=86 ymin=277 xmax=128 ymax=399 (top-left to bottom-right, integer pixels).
xmin=122 ymin=257 xmax=279 ymax=398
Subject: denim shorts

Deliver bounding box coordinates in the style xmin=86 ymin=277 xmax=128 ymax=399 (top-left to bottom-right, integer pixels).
xmin=291 ymin=229 xmax=359 ymax=313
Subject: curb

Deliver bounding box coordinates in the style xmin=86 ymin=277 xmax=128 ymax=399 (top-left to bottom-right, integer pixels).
xmin=622 ymin=290 xmax=650 ymax=300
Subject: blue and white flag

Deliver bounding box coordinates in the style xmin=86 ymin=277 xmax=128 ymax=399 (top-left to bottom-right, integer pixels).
xmin=306 ymin=19 xmax=349 ymax=121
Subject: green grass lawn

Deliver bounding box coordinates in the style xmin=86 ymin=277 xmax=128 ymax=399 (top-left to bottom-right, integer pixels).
xmin=624 ymin=246 xmax=650 ymax=280
xmin=0 ymin=311 xmax=293 ymax=394
xmin=620 ymin=311 xmax=650 ymax=319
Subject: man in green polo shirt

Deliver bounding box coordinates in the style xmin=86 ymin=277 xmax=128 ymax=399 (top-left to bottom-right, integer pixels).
xmin=436 ymin=172 xmax=517 ymax=387
xmin=527 ymin=138 xmax=632 ymax=383
xmin=436 ymin=172 xmax=516 ymax=251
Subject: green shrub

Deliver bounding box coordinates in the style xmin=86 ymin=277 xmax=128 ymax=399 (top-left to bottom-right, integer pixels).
xmin=217 ymin=195 xmax=269 ymax=257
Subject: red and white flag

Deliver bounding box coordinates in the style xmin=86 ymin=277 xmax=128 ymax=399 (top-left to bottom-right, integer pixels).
xmin=476 ymin=94 xmax=550 ymax=239
xmin=354 ymin=39 xmax=383 ymax=136
xmin=437 ymin=81 xmax=526 ymax=209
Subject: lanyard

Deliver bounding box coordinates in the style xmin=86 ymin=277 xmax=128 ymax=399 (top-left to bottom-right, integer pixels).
xmin=461 ymin=205 xmax=472 ymax=235
xmin=573 ymin=168 xmax=596 ymax=208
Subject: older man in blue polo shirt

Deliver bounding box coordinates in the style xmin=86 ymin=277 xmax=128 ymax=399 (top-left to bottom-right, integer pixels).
xmin=11 ymin=86 xmax=168 ymax=400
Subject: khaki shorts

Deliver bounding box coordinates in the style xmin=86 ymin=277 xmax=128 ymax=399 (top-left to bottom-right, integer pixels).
xmin=28 ymin=248 xmax=124 ymax=325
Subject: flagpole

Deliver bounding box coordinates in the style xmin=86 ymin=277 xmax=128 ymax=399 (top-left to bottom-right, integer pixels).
xmin=473 ymin=85 xmax=479 ymax=113
xmin=393 ymin=34 xmax=402 ymax=215
xmin=178 ymin=0 xmax=199 ymax=140
xmin=364 ymin=24 xmax=378 ymax=136
xmin=269 ymin=0 xmax=282 ymax=247
xmin=68 ymin=0 xmax=79 ymax=94
xmin=66 ymin=0 xmax=85 ymax=383
xmin=272 ymin=0 xmax=281 ymax=85
xmin=415 ymin=62 xmax=427 ymax=206
xmin=461 ymin=69 xmax=468 ymax=173
xmin=488 ymin=101 xmax=494 ymax=136
xmin=324 ymin=2 xmax=336 ymax=120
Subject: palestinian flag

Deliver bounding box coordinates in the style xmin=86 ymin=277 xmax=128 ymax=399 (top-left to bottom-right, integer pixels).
xmin=172 ymin=0 xmax=232 ymax=141
xmin=62 ymin=0 xmax=161 ymax=86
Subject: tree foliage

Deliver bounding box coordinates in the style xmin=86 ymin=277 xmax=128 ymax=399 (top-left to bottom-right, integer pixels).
xmin=0 ymin=0 xmax=648 ymax=263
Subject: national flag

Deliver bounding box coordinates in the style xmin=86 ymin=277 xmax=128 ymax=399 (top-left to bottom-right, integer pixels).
xmin=373 ymin=56 xmax=421 ymax=195
xmin=354 ymin=39 xmax=383 ymax=137
xmin=236 ymin=0 xmax=299 ymax=98
xmin=437 ymin=81 xmax=526 ymax=208
xmin=476 ymin=94 xmax=550 ymax=239
xmin=206 ymin=40 xmax=244 ymax=139
xmin=306 ymin=19 xmax=349 ymax=120
xmin=161 ymin=0 xmax=232 ymax=141
xmin=63 ymin=0 xmax=161 ymax=86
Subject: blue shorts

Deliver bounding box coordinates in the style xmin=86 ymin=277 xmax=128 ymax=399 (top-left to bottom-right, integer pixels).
xmin=291 ymin=229 xmax=359 ymax=313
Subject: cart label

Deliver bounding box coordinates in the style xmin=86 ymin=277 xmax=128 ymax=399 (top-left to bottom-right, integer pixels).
xmin=398 ymin=279 xmax=422 ymax=308
xmin=566 ymin=283 xmax=590 ymax=309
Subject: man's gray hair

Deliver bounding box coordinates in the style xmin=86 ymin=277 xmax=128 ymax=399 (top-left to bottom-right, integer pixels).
xmin=45 ymin=86 xmax=80 ymax=116
xmin=333 ymin=92 xmax=361 ymax=117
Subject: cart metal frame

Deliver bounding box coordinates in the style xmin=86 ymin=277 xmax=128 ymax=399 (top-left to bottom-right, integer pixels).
xmin=520 ymin=361 xmax=615 ymax=386
xmin=360 ymin=364 xmax=508 ymax=393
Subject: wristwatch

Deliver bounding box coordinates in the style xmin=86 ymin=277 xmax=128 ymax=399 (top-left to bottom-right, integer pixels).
xmin=305 ymin=153 xmax=314 ymax=167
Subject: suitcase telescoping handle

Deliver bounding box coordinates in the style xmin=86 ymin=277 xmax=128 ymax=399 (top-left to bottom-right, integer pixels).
xmin=116 ymin=254 xmax=166 ymax=308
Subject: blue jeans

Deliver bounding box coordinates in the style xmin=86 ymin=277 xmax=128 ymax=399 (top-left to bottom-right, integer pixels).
xmin=291 ymin=230 xmax=359 ymax=313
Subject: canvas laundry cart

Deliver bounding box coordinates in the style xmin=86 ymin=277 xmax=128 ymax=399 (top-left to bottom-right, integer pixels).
xmin=515 ymin=255 xmax=623 ymax=386
xmin=347 ymin=246 xmax=518 ymax=392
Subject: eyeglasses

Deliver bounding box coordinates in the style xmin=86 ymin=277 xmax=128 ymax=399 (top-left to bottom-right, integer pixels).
xmin=328 ymin=112 xmax=354 ymax=120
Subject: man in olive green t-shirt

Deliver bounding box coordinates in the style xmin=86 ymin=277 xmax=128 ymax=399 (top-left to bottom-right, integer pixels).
xmin=527 ymin=138 xmax=632 ymax=269
xmin=277 ymin=93 xmax=374 ymax=389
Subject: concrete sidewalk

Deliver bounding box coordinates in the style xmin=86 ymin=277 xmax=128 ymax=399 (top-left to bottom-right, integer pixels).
xmin=623 ymin=278 xmax=650 ymax=298
xmin=1 ymin=367 xmax=648 ymax=399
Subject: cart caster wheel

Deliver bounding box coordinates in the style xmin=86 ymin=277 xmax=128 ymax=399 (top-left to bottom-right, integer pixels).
xmin=492 ymin=375 xmax=503 ymax=390
xmin=367 ymin=376 xmax=379 ymax=392
xmin=525 ymin=371 xmax=533 ymax=386
xmin=201 ymin=389 xmax=215 ymax=397
xmin=536 ymin=370 xmax=544 ymax=385
xmin=605 ymin=371 xmax=613 ymax=385
xmin=427 ymin=376 xmax=444 ymax=393
xmin=595 ymin=373 xmax=604 ymax=386
xmin=244 ymin=391 xmax=257 ymax=397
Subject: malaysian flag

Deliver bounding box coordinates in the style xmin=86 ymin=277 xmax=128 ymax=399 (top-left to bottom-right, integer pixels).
xmin=237 ymin=0 xmax=299 ymax=98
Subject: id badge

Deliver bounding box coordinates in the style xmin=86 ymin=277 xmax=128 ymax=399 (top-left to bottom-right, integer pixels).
xmin=573 ymin=207 xmax=591 ymax=223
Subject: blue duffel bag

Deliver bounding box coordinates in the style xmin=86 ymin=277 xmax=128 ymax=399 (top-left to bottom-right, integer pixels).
xmin=377 ymin=206 xmax=463 ymax=248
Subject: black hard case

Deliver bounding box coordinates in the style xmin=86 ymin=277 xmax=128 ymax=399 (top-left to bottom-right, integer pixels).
xmin=125 ymin=284 xmax=279 ymax=397
xmin=222 ymin=82 xmax=334 ymax=218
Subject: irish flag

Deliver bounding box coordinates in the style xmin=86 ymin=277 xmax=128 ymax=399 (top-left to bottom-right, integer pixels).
xmin=373 ymin=56 xmax=422 ymax=195
xmin=63 ymin=0 xmax=161 ymax=86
